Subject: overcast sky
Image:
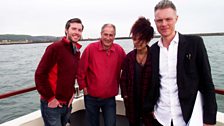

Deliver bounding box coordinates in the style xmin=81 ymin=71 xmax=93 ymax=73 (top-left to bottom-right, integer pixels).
xmin=0 ymin=0 xmax=224 ymax=38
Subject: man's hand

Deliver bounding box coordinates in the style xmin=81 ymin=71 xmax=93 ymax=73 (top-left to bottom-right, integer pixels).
xmin=83 ymin=87 xmax=88 ymax=95
xmin=48 ymin=98 xmax=62 ymax=108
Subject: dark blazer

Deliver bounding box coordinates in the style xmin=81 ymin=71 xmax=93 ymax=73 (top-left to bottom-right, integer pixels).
xmin=146 ymin=33 xmax=217 ymax=124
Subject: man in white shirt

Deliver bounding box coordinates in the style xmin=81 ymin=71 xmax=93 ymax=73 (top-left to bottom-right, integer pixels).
xmin=144 ymin=0 xmax=217 ymax=126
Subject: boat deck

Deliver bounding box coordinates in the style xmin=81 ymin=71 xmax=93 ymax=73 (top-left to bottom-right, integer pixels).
xmin=0 ymin=95 xmax=223 ymax=126
xmin=70 ymin=110 xmax=128 ymax=126
xmin=69 ymin=110 xmax=224 ymax=126
xmin=217 ymin=122 xmax=224 ymax=126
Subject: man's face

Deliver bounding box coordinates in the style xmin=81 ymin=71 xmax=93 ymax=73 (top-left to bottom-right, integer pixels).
xmin=65 ymin=22 xmax=83 ymax=43
xmin=100 ymin=26 xmax=115 ymax=49
xmin=154 ymin=8 xmax=178 ymax=38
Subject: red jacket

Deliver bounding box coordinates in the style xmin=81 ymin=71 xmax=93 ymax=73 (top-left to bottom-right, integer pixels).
xmin=35 ymin=37 xmax=81 ymax=103
xmin=77 ymin=41 xmax=126 ymax=98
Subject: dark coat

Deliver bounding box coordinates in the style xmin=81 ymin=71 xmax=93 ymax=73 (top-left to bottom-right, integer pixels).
xmin=145 ymin=33 xmax=217 ymax=124
xmin=120 ymin=45 xmax=152 ymax=125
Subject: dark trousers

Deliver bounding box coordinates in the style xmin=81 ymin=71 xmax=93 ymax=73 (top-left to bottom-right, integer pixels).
xmin=153 ymin=119 xmax=174 ymax=126
xmin=128 ymin=114 xmax=153 ymax=126
xmin=128 ymin=118 xmax=143 ymax=126
xmin=84 ymin=95 xmax=116 ymax=126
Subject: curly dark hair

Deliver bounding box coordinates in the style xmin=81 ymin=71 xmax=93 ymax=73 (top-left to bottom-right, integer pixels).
xmin=130 ymin=17 xmax=154 ymax=43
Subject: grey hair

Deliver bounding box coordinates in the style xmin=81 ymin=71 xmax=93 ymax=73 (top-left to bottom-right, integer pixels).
xmin=101 ymin=24 xmax=116 ymax=35
xmin=154 ymin=0 xmax=176 ymax=12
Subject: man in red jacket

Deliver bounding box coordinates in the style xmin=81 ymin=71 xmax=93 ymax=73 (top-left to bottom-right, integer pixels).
xmin=77 ymin=24 xmax=126 ymax=126
xmin=35 ymin=18 xmax=84 ymax=126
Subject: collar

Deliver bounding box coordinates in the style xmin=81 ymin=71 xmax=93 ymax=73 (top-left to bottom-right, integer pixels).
xmin=74 ymin=42 xmax=82 ymax=49
xmin=158 ymin=31 xmax=179 ymax=48
xmin=62 ymin=36 xmax=82 ymax=49
xmin=98 ymin=40 xmax=115 ymax=52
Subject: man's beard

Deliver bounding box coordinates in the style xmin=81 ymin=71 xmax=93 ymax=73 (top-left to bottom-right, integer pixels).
xmin=68 ymin=36 xmax=78 ymax=43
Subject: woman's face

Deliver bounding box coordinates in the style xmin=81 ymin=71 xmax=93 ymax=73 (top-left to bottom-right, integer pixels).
xmin=132 ymin=37 xmax=148 ymax=50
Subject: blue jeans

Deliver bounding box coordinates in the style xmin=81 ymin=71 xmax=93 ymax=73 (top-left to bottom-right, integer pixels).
xmin=40 ymin=100 xmax=72 ymax=126
xmin=84 ymin=95 xmax=116 ymax=126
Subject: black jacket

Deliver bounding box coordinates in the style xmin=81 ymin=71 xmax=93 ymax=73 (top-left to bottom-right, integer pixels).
xmin=145 ymin=33 xmax=217 ymax=124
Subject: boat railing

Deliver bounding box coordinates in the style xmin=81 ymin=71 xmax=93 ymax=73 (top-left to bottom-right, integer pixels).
xmin=215 ymin=88 xmax=224 ymax=95
xmin=0 ymin=86 xmax=223 ymax=99
xmin=0 ymin=85 xmax=83 ymax=99
xmin=0 ymin=86 xmax=36 ymax=99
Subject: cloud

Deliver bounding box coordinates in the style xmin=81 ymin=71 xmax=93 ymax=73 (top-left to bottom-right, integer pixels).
xmin=0 ymin=0 xmax=224 ymax=37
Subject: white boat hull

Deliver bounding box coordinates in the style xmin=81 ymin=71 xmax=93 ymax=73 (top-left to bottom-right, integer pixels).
xmin=0 ymin=95 xmax=223 ymax=126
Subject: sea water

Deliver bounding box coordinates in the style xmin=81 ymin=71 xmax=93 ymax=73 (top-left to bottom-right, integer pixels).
xmin=0 ymin=36 xmax=224 ymax=124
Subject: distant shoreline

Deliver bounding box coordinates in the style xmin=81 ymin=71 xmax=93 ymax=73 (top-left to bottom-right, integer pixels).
xmin=1 ymin=32 xmax=224 ymax=45
xmin=83 ymin=32 xmax=224 ymax=41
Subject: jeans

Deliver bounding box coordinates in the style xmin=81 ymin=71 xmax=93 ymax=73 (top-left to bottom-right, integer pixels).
xmin=40 ymin=100 xmax=72 ymax=126
xmin=84 ymin=95 xmax=116 ymax=126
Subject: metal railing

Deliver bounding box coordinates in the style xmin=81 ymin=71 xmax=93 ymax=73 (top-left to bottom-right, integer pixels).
xmin=0 ymin=86 xmax=36 ymax=99
xmin=0 ymin=86 xmax=83 ymax=99
xmin=0 ymin=86 xmax=223 ymax=99
xmin=215 ymin=88 xmax=224 ymax=95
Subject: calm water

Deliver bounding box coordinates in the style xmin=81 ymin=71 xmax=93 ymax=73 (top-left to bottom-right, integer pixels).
xmin=0 ymin=36 xmax=224 ymax=124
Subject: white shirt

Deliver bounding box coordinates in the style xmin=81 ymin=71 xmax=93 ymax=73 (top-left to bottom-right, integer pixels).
xmin=154 ymin=32 xmax=186 ymax=126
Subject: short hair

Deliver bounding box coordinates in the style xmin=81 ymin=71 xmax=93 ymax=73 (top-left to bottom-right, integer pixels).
xmin=154 ymin=0 xmax=176 ymax=12
xmin=130 ymin=17 xmax=154 ymax=43
xmin=65 ymin=18 xmax=84 ymax=30
xmin=101 ymin=24 xmax=116 ymax=35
